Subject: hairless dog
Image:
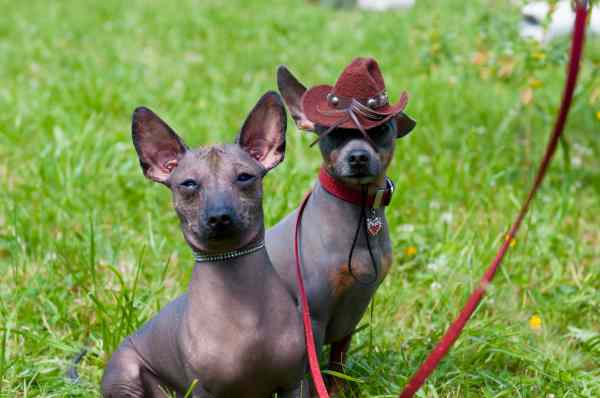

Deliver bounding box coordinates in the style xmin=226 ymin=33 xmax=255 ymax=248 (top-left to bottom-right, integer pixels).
xmin=266 ymin=58 xmax=415 ymax=394
xmin=101 ymin=92 xmax=309 ymax=398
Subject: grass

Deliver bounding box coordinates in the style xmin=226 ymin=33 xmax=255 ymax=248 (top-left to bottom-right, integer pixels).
xmin=0 ymin=0 xmax=599 ymax=396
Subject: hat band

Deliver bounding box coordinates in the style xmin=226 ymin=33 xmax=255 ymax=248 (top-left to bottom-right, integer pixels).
xmin=316 ymin=98 xmax=389 ymax=121
xmin=327 ymin=91 xmax=389 ymax=110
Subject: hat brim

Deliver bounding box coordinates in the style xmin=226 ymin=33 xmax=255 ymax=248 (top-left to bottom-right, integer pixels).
xmin=301 ymin=85 xmax=409 ymax=130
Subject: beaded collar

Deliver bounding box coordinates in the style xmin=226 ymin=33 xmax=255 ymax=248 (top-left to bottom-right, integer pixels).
xmin=193 ymin=240 xmax=265 ymax=263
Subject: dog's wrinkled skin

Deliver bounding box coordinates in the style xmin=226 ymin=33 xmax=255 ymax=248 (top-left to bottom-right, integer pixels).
xmin=266 ymin=66 xmax=415 ymax=393
xmin=102 ymin=92 xmax=309 ymax=398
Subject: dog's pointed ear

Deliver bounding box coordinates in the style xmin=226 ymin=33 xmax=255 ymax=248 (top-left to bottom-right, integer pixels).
xmin=394 ymin=112 xmax=416 ymax=138
xmin=237 ymin=91 xmax=287 ymax=172
xmin=277 ymin=65 xmax=315 ymax=132
xmin=132 ymin=107 xmax=188 ymax=185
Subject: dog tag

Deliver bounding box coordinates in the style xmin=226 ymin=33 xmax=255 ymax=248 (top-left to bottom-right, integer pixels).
xmin=366 ymin=209 xmax=382 ymax=236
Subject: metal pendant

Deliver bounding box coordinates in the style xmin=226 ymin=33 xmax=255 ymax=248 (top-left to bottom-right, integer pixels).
xmin=366 ymin=209 xmax=382 ymax=236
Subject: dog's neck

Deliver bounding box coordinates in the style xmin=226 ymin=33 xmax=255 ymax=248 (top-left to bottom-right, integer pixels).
xmin=184 ymin=234 xmax=276 ymax=334
xmin=188 ymin=233 xmax=274 ymax=298
xmin=317 ymin=167 xmax=393 ymax=209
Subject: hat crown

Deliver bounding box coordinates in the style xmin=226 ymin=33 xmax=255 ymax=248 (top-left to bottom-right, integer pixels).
xmin=299 ymin=56 xmax=413 ymax=132
xmin=332 ymin=57 xmax=386 ymax=99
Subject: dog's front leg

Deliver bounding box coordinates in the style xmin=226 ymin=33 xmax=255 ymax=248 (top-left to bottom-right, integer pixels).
xmin=101 ymin=344 xmax=150 ymax=398
xmin=326 ymin=334 xmax=352 ymax=395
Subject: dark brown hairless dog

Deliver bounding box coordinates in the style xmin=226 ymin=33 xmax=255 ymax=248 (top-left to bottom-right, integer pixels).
xmin=101 ymin=92 xmax=309 ymax=398
xmin=265 ymin=58 xmax=416 ymax=393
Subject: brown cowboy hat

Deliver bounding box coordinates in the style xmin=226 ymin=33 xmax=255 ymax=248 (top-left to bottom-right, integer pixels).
xmin=300 ymin=57 xmax=416 ymax=134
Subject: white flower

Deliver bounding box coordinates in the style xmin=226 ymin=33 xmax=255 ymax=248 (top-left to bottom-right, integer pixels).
xmin=427 ymin=255 xmax=448 ymax=272
xmin=571 ymin=156 xmax=582 ymax=167
xmin=399 ymin=224 xmax=415 ymax=233
xmin=441 ymin=211 xmax=453 ymax=224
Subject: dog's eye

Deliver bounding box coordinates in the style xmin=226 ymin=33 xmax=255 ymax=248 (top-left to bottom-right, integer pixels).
xmin=237 ymin=173 xmax=255 ymax=182
xmin=180 ymin=179 xmax=199 ymax=189
xmin=374 ymin=124 xmax=390 ymax=136
xmin=370 ymin=122 xmax=392 ymax=140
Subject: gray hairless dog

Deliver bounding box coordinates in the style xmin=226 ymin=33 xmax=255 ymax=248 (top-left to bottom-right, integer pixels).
xmin=266 ymin=63 xmax=415 ymax=393
xmin=101 ymin=92 xmax=309 ymax=398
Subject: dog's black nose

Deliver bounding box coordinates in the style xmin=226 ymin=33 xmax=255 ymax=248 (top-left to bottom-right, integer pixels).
xmin=207 ymin=214 xmax=231 ymax=227
xmin=347 ymin=149 xmax=370 ymax=167
xmin=205 ymin=207 xmax=235 ymax=230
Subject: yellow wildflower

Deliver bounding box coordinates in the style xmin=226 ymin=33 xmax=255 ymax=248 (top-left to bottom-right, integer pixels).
xmin=404 ymin=246 xmax=417 ymax=256
xmin=596 ymin=111 xmax=600 ymax=121
xmin=528 ymin=78 xmax=543 ymax=89
xmin=505 ymin=234 xmax=517 ymax=247
xmin=532 ymin=51 xmax=546 ymax=61
xmin=529 ymin=315 xmax=542 ymax=331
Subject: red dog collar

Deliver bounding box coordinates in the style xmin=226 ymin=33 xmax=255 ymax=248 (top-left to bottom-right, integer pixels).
xmin=318 ymin=167 xmax=393 ymax=208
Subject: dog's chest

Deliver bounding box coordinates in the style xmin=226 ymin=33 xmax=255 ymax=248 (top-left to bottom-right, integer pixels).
xmin=178 ymin=307 xmax=305 ymax=395
xmin=328 ymin=246 xmax=393 ymax=299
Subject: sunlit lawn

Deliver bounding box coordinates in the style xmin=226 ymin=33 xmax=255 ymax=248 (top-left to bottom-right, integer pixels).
xmin=0 ymin=0 xmax=599 ymax=396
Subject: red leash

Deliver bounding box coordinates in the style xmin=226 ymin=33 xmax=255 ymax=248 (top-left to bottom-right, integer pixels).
xmin=398 ymin=2 xmax=589 ymax=397
xmin=294 ymin=192 xmax=330 ymax=398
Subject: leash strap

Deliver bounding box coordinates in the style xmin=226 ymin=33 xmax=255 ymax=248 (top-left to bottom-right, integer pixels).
xmin=294 ymin=192 xmax=330 ymax=398
xmin=398 ymin=3 xmax=589 ymax=397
